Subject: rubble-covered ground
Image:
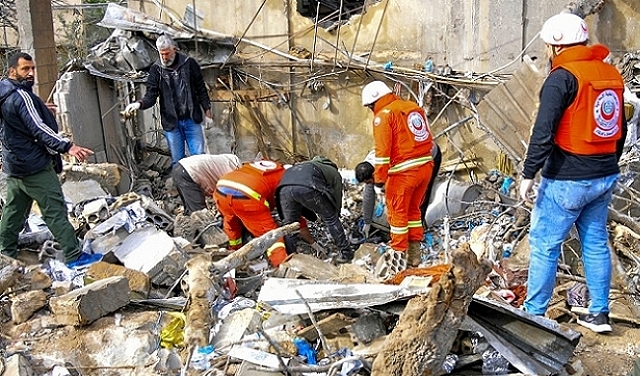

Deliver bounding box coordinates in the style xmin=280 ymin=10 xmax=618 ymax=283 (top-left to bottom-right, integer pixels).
xmin=2 ymin=153 xmax=640 ymax=376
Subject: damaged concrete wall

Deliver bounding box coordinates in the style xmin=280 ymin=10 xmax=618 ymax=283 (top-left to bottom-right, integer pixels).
xmin=125 ymin=0 xmax=640 ymax=169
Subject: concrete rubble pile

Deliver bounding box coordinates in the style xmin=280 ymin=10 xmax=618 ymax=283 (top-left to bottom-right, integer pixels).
xmin=11 ymin=149 xmax=640 ymax=375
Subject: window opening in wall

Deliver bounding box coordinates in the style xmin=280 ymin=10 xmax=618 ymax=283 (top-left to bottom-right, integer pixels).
xmin=297 ymin=0 xmax=372 ymax=29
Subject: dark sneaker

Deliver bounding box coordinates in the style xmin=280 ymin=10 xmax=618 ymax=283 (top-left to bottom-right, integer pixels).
xmin=577 ymin=313 xmax=612 ymax=333
xmin=66 ymin=252 xmax=103 ymax=269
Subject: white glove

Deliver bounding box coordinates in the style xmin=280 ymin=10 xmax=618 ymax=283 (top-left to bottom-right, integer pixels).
xmin=125 ymin=102 xmax=141 ymax=115
xmin=519 ymin=178 xmax=534 ymax=202
xmin=310 ymin=242 xmax=323 ymax=254
xmin=362 ymin=223 xmax=371 ymax=239
xmin=203 ymin=116 xmax=214 ymax=129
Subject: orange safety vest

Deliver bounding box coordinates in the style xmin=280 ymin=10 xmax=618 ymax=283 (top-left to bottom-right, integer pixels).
xmin=217 ymin=161 xmax=284 ymax=208
xmin=372 ymin=94 xmax=433 ymax=182
xmin=551 ymin=44 xmax=624 ymax=155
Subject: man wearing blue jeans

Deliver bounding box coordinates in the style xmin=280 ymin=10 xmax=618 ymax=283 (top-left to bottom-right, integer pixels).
xmin=519 ymin=13 xmax=627 ymax=333
xmin=125 ymin=35 xmax=213 ymax=165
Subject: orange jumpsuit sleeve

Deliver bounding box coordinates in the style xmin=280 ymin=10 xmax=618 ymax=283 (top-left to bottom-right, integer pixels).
xmin=373 ymin=109 xmax=393 ymax=183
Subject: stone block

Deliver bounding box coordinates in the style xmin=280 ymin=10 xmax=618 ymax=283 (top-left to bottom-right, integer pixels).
xmin=87 ymin=261 xmax=150 ymax=298
xmin=24 ymin=266 xmax=52 ymax=290
xmin=51 ymin=280 xmax=73 ymax=296
xmin=49 ymin=276 xmax=130 ymax=326
xmin=61 ymin=180 xmax=107 ymax=205
xmin=11 ymin=290 xmax=48 ymax=324
xmin=114 ymin=226 xmax=187 ymax=286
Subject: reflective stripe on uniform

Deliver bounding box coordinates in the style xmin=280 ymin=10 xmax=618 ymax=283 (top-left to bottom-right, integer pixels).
xmin=217 ymin=179 xmax=269 ymax=207
xmin=267 ymin=241 xmax=286 ymax=256
xmin=388 ymin=155 xmax=432 ymax=174
xmin=408 ymin=220 xmax=422 ymax=228
xmin=229 ymin=238 xmax=242 ymax=246
xmin=390 ymin=225 xmax=408 ymax=235
xmin=374 ymin=156 xmax=390 ymax=165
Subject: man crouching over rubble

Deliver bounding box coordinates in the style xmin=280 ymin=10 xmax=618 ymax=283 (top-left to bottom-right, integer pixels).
xmin=355 ymin=141 xmax=441 ymax=267
xmin=172 ymin=153 xmax=241 ymax=215
xmin=519 ymin=13 xmax=627 ymax=333
xmin=215 ymin=160 xmax=321 ymax=267
xmin=0 ymin=52 xmax=99 ymax=267
xmin=361 ymin=81 xmax=435 ymax=267
xmin=275 ymin=157 xmax=353 ymax=263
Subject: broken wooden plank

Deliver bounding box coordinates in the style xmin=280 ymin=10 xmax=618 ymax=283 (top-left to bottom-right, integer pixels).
xmin=297 ymin=312 xmax=355 ymax=342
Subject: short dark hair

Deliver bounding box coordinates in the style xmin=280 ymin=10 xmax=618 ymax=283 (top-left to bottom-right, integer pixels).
xmin=7 ymin=52 xmax=33 ymax=70
xmin=355 ymin=161 xmax=374 ymax=183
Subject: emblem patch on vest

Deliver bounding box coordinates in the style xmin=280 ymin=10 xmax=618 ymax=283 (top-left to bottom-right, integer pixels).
xmin=593 ymin=89 xmax=620 ymax=138
xmin=407 ymin=111 xmax=429 ymax=142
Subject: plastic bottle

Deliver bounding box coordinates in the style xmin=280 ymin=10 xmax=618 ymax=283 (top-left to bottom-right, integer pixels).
xmin=190 ymin=345 xmax=215 ymax=370
xmin=424 ymin=58 xmax=434 ymax=73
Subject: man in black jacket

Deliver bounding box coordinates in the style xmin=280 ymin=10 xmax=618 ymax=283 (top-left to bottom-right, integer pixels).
xmin=276 ymin=156 xmax=353 ymax=263
xmin=0 ymin=52 xmax=97 ymax=267
xmin=125 ymin=35 xmax=213 ymax=166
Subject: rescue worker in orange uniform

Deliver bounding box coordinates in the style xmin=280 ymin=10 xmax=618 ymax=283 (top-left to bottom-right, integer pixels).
xmin=214 ymin=160 xmax=320 ymax=267
xmin=361 ymin=81 xmax=434 ymax=266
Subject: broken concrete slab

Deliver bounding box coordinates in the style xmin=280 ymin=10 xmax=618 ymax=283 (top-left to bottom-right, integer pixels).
xmin=11 ymin=290 xmax=48 ymax=324
xmin=350 ymin=312 xmax=386 ymax=344
xmin=51 ymin=280 xmax=73 ymax=296
xmin=257 ymin=278 xmax=432 ymax=315
xmin=276 ymin=253 xmax=341 ymax=280
xmin=61 ymin=179 xmax=107 ymax=205
xmin=3 ymin=353 xmax=35 ymax=376
xmin=113 ymin=226 xmax=187 ymax=286
xmin=49 ymin=276 xmax=130 ymax=326
xmin=87 ymin=261 xmax=150 ymax=298
xmin=213 ymin=308 xmax=262 ymax=352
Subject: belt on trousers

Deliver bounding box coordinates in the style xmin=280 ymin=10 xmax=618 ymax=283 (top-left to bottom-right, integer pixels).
xmin=216 ymin=187 xmax=250 ymax=199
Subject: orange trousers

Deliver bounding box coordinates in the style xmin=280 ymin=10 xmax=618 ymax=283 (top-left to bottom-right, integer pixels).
xmin=213 ymin=191 xmax=287 ymax=267
xmin=385 ymin=162 xmax=433 ymax=251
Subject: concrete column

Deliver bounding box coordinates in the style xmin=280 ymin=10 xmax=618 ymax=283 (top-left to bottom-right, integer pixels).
xmin=15 ymin=0 xmax=57 ymax=101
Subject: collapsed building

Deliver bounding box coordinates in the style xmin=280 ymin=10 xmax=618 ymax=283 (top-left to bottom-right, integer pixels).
xmin=2 ymin=0 xmax=640 ymax=375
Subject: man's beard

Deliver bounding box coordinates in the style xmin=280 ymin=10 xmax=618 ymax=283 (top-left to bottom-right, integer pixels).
xmin=15 ymin=74 xmax=34 ymax=88
xmin=160 ymin=56 xmax=175 ymax=67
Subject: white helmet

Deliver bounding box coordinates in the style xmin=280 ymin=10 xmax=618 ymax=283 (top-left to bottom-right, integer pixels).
xmin=540 ymin=13 xmax=588 ymax=46
xmin=362 ymin=81 xmax=392 ymax=106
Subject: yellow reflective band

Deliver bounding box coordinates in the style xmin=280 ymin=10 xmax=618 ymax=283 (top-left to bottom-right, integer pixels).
xmin=388 ymin=156 xmax=433 ymax=174
xmin=217 ymin=179 xmax=270 ymax=208
xmin=390 ymin=225 xmax=409 ymax=235
xmin=266 ymin=242 xmax=286 ymax=256
xmin=374 ymin=157 xmax=390 ymax=165
xmin=229 ymin=238 xmax=242 ymax=246
xmin=408 ymin=220 xmax=422 ymax=228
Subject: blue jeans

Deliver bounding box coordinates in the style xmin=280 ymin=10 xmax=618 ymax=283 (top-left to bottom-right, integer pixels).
xmin=524 ymin=174 xmax=618 ymax=315
xmin=164 ymin=118 xmax=205 ymax=165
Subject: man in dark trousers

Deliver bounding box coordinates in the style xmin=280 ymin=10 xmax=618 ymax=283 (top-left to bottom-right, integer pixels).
xmin=125 ymin=35 xmax=213 ymax=166
xmin=0 ymin=52 xmax=98 ymax=267
xmin=276 ymin=156 xmax=353 ymax=263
